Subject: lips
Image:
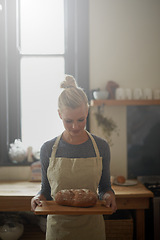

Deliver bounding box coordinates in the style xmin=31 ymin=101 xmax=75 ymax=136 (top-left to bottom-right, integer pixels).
xmin=71 ymin=130 xmax=80 ymax=134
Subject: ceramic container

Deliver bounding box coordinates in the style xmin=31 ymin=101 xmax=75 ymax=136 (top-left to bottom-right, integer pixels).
xmin=93 ymin=90 xmax=109 ymax=100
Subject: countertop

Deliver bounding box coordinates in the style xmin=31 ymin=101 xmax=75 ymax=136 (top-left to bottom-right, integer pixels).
xmin=0 ymin=180 xmax=153 ymax=211
xmin=0 ymin=180 xmax=153 ymax=239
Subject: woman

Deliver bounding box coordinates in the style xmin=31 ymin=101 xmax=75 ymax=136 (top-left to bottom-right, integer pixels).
xmin=31 ymin=75 xmax=117 ymax=240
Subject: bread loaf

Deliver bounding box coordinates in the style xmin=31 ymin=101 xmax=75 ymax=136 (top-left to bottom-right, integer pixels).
xmin=116 ymin=176 xmax=126 ymax=184
xmin=55 ymin=189 xmax=98 ymax=207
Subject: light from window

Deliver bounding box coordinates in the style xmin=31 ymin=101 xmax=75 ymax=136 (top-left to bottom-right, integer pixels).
xmin=21 ymin=57 xmax=64 ymax=150
xmin=19 ymin=0 xmax=65 ymax=151
xmin=19 ymin=0 xmax=64 ymax=54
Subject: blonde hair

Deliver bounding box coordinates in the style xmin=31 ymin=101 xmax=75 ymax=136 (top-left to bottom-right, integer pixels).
xmin=58 ymin=75 xmax=89 ymax=112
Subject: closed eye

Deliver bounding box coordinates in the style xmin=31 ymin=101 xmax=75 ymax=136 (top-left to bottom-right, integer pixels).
xmin=78 ymin=118 xmax=85 ymax=122
xmin=65 ymin=118 xmax=85 ymax=123
xmin=65 ymin=120 xmax=72 ymax=123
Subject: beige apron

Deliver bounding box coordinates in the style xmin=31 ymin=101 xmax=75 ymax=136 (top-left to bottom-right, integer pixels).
xmin=46 ymin=131 xmax=106 ymax=240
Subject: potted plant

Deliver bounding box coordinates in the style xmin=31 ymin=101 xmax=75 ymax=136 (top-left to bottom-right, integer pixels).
xmin=94 ymin=106 xmax=119 ymax=146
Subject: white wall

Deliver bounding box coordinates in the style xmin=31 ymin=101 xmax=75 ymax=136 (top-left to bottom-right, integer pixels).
xmin=90 ymin=0 xmax=160 ymax=90
xmin=89 ymin=0 xmax=160 ymax=177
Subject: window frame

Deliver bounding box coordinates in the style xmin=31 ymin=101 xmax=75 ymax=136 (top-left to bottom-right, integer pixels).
xmin=0 ymin=0 xmax=89 ymax=166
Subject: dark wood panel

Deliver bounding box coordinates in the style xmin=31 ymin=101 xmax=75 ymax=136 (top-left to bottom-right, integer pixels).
xmin=19 ymin=224 xmax=45 ymax=240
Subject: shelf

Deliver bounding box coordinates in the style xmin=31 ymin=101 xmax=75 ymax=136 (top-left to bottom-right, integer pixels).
xmin=90 ymin=99 xmax=160 ymax=106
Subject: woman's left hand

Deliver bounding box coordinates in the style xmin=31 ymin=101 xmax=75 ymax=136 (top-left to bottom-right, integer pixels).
xmin=102 ymin=191 xmax=117 ymax=213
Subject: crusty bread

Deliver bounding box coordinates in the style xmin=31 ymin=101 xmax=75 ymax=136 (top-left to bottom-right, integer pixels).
xmin=55 ymin=189 xmax=98 ymax=207
xmin=116 ymin=176 xmax=126 ymax=184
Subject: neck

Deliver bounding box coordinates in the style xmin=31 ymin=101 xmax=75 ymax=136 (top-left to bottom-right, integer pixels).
xmin=62 ymin=130 xmax=89 ymax=145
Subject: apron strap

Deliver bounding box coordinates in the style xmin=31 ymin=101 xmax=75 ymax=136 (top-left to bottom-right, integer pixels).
xmin=86 ymin=131 xmax=101 ymax=158
xmin=50 ymin=134 xmax=62 ymax=159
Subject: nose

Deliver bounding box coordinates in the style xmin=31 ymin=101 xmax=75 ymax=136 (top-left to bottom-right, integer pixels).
xmin=72 ymin=121 xmax=78 ymax=129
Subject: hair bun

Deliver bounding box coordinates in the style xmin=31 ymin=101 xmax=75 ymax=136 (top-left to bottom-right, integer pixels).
xmin=60 ymin=75 xmax=77 ymax=89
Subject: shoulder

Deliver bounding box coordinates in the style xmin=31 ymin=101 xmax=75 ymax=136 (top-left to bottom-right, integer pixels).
xmin=90 ymin=133 xmax=111 ymax=164
xmin=40 ymin=137 xmax=57 ymax=158
xmin=91 ymin=133 xmax=109 ymax=147
xmin=90 ymin=133 xmax=110 ymax=154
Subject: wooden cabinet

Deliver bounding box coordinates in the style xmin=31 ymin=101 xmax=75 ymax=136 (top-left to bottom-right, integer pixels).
xmin=0 ymin=181 xmax=44 ymax=240
xmin=19 ymin=224 xmax=45 ymax=240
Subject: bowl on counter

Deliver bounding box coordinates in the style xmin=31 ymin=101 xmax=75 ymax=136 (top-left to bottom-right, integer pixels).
xmin=93 ymin=90 xmax=109 ymax=100
xmin=0 ymin=214 xmax=24 ymax=240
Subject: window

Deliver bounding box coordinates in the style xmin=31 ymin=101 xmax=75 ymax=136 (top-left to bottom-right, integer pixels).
xmin=0 ymin=0 xmax=89 ymax=165
xmin=19 ymin=0 xmax=65 ymax=150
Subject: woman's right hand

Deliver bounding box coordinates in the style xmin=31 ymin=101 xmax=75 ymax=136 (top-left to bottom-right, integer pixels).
xmin=31 ymin=194 xmax=46 ymax=211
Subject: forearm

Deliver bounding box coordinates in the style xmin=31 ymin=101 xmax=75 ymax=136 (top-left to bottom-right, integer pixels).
xmin=98 ymin=142 xmax=113 ymax=199
xmin=34 ymin=193 xmax=46 ymax=200
xmin=40 ymin=143 xmax=52 ymax=200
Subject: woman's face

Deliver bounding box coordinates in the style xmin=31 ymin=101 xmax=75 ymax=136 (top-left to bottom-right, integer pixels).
xmin=58 ymin=104 xmax=88 ymax=137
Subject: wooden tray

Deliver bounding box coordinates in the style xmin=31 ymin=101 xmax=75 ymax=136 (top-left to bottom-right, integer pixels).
xmin=34 ymin=200 xmax=113 ymax=215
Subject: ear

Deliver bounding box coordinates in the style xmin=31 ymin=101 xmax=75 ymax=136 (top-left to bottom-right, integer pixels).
xmin=86 ymin=108 xmax=89 ymax=118
xmin=58 ymin=109 xmax=62 ymax=119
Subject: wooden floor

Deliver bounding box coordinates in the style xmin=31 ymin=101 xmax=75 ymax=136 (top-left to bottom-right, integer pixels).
xmin=20 ymin=224 xmax=45 ymax=240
